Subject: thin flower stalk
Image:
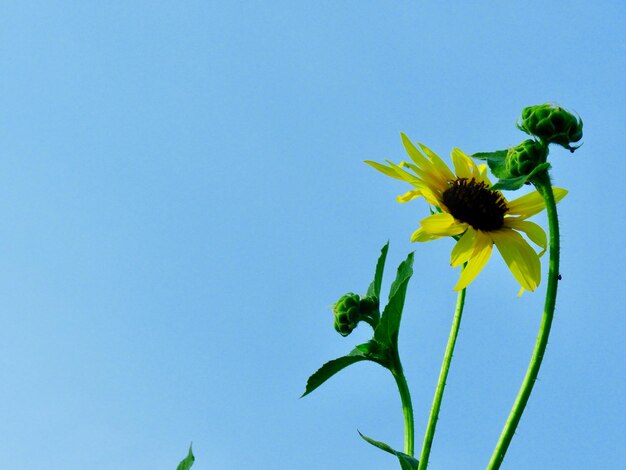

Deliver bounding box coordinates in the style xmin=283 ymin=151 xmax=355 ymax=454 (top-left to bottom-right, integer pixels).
xmin=418 ymin=266 xmax=467 ymax=469
xmin=487 ymin=173 xmax=561 ymax=469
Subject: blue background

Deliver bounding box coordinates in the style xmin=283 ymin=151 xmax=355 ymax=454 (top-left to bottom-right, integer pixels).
xmin=1 ymin=1 xmax=624 ymax=469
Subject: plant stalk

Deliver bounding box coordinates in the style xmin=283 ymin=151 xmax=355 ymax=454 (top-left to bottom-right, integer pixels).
xmin=487 ymin=174 xmax=561 ymax=469
xmin=391 ymin=363 xmax=415 ymax=456
xmin=417 ymin=274 xmax=467 ymax=469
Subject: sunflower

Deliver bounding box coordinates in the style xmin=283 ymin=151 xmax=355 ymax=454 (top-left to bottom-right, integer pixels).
xmin=365 ymin=133 xmax=567 ymax=293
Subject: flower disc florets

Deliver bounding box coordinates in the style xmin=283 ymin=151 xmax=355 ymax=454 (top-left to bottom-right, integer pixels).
xmin=442 ymin=178 xmax=508 ymax=231
xmin=518 ymin=103 xmax=583 ymax=151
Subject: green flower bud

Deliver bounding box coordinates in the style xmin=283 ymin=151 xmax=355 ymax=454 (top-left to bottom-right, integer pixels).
xmin=333 ymin=293 xmax=361 ymax=336
xmin=506 ymin=139 xmax=548 ymax=178
xmin=333 ymin=293 xmax=379 ymax=337
xmin=517 ymin=104 xmax=583 ymax=151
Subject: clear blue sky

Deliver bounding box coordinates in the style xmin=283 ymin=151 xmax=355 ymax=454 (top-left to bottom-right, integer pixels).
xmin=1 ymin=1 xmax=624 ymax=469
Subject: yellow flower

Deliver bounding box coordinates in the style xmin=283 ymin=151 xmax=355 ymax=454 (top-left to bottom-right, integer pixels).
xmin=365 ymin=133 xmax=567 ymax=293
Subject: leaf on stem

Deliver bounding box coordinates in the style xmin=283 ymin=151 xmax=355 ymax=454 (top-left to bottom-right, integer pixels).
xmin=358 ymin=431 xmax=419 ymax=470
xmin=490 ymin=162 xmax=551 ymax=191
xmin=472 ymin=150 xmax=508 ymax=178
xmin=366 ymin=242 xmax=390 ymax=299
xmin=176 ymin=444 xmax=195 ymax=470
xmin=374 ymin=252 xmax=414 ymax=349
xmin=301 ymin=347 xmax=370 ymax=398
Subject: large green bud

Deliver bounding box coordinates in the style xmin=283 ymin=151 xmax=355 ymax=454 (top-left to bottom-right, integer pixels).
xmin=333 ymin=293 xmax=379 ymax=337
xmin=506 ymin=139 xmax=548 ymax=178
xmin=517 ymin=103 xmax=583 ymax=151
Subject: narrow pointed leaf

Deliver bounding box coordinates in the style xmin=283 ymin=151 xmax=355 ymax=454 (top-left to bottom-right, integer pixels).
xmin=358 ymin=431 xmax=419 ymax=470
xmin=176 ymin=444 xmax=195 ymax=470
xmin=301 ymin=348 xmax=369 ymax=398
xmin=366 ymin=242 xmax=389 ymax=299
xmin=374 ymin=252 xmax=414 ymax=348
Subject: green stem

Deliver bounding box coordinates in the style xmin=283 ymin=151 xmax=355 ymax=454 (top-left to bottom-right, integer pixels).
xmin=417 ymin=275 xmax=467 ymax=470
xmin=391 ymin=362 xmax=415 ymax=456
xmin=487 ymin=174 xmax=560 ymax=469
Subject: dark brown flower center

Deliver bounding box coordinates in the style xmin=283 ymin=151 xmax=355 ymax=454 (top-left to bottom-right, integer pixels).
xmin=442 ymin=178 xmax=508 ymax=231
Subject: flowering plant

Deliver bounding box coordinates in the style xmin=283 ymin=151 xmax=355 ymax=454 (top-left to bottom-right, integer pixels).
xmin=303 ymin=104 xmax=582 ymax=469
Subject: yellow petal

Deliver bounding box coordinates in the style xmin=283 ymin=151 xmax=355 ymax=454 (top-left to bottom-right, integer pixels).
xmin=411 ymin=227 xmax=441 ymax=242
xmin=397 ymin=189 xmax=422 ymax=203
xmin=552 ymin=187 xmax=568 ymax=203
xmin=506 ymin=191 xmax=544 ymax=217
xmin=402 ymin=179 xmax=441 ymax=206
xmin=507 ymin=187 xmax=568 ymax=219
xmin=453 ymin=230 xmax=493 ymax=291
xmin=402 ymin=161 xmax=436 ymax=186
xmin=420 ymin=212 xmax=468 ymax=237
xmin=401 ymin=133 xmax=430 ymax=167
xmin=492 ymin=229 xmax=541 ymax=291
xmin=450 ymin=227 xmax=477 ymax=267
xmin=386 ymin=160 xmax=420 ymax=182
xmin=504 ymin=218 xmax=547 ymax=256
xmin=364 ymin=160 xmax=404 ymax=180
xmin=418 ymin=143 xmax=456 ymax=182
xmin=451 ymin=148 xmax=472 ymax=179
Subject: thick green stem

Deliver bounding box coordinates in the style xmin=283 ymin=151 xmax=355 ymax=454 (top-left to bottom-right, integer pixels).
xmin=487 ymin=175 xmax=560 ymax=469
xmin=417 ymin=277 xmax=467 ymax=469
xmin=391 ymin=363 xmax=415 ymax=456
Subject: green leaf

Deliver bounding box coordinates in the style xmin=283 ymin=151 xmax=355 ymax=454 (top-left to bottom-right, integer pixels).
xmin=490 ymin=175 xmax=530 ymax=191
xmin=374 ymin=252 xmax=414 ymax=349
xmin=176 ymin=444 xmax=194 ymax=470
xmin=366 ymin=242 xmax=389 ymax=299
xmin=354 ymin=339 xmax=392 ymax=366
xmin=490 ymin=162 xmax=551 ymax=191
xmin=301 ymin=348 xmax=369 ymax=398
xmin=471 ymin=150 xmax=508 ymax=179
xmin=358 ymin=431 xmax=419 ymax=470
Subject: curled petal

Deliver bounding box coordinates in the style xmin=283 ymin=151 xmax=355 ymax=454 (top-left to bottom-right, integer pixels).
xmin=397 ymin=189 xmax=422 ymax=203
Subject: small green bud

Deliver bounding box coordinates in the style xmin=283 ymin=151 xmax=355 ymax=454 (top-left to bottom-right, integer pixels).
xmin=332 ymin=293 xmax=380 ymax=337
xmin=333 ymin=293 xmax=361 ymax=336
xmin=517 ymin=103 xmax=583 ymax=151
xmin=506 ymin=139 xmax=548 ymax=178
